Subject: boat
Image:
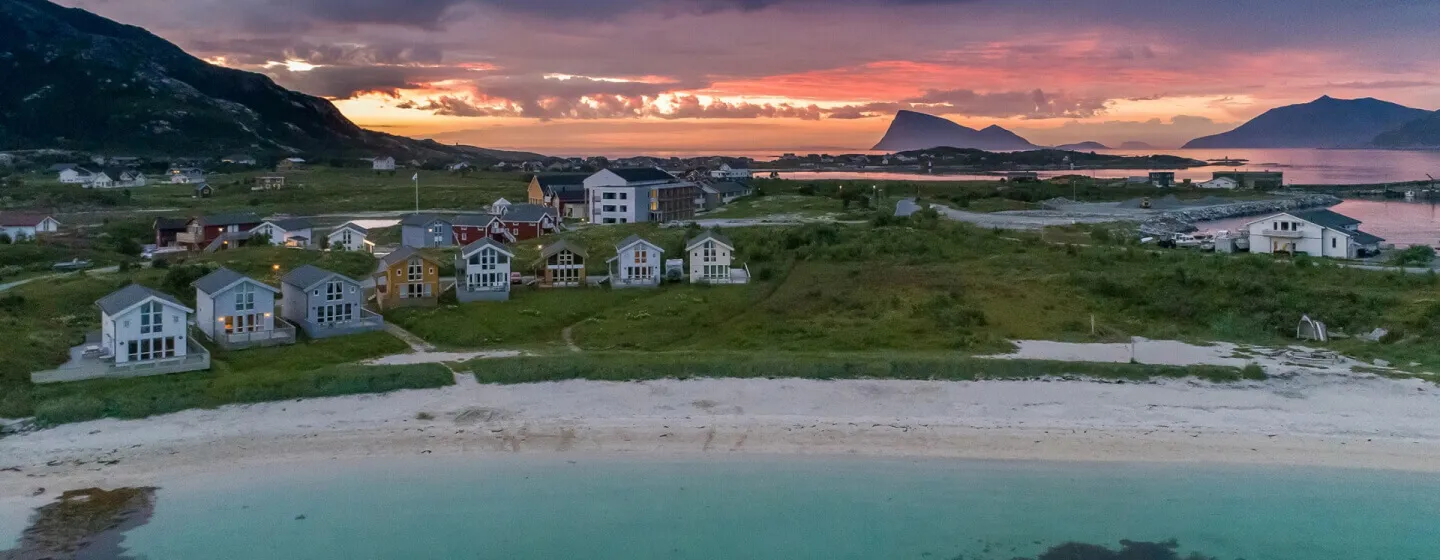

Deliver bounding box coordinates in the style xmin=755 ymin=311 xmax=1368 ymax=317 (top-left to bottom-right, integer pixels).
xmin=51 ymin=258 xmax=92 ymax=271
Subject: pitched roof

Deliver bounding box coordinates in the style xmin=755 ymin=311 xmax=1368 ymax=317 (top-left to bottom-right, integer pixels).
xmin=49 ymin=163 xmax=78 ymax=172
xmin=615 ymin=234 xmax=662 ymax=253
xmin=329 ymin=222 xmax=369 ymax=236
xmin=100 ymin=166 xmax=140 ymax=179
xmin=501 ymin=204 xmax=557 ymax=223
xmin=96 ymin=284 xmax=188 ymax=316
xmin=260 ymin=217 xmax=312 ymax=231
xmin=607 ymin=167 xmax=676 ymax=183
xmin=400 ymin=213 xmax=448 ymax=227
xmin=461 ymin=237 xmax=515 ymax=257
xmin=709 ymin=181 xmax=750 ymax=195
xmin=723 ymin=161 xmax=751 ymax=169
xmin=193 ymin=267 xmax=276 ymax=295
xmin=1293 ymin=209 xmax=1362 ymax=230
xmin=451 ymin=213 xmax=499 ymax=227
xmin=378 ymin=246 xmax=434 ymax=268
xmin=540 ymin=239 xmax=587 ymax=259
xmin=193 ymin=183 xmax=212 ymax=193
xmin=196 ymin=212 xmax=263 ymax=227
xmin=1350 ymin=230 xmax=1385 ymax=245
xmin=0 ymin=213 xmax=57 ymax=227
xmin=535 ymin=173 xmax=590 ymax=188
xmin=687 ymin=230 xmax=734 ymax=250
xmin=154 ymin=217 xmax=190 ymax=230
xmin=281 ymin=264 xmax=353 ymax=289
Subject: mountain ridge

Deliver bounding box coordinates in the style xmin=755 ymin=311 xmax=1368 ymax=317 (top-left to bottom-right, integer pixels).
xmin=872 ymin=110 xmax=1038 ymax=151
xmin=0 ymin=0 xmax=539 ymax=160
xmin=1182 ymin=96 xmax=1431 ymax=149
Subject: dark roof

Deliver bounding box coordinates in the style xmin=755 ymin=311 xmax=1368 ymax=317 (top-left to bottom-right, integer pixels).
xmin=49 ymin=163 xmax=77 ymax=171
xmin=501 ymin=204 xmax=557 ymax=223
xmin=461 ymin=238 xmax=514 ymax=256
xmin=540 ymin=239 xmax=587 ymax=260
xmin=193 ymin=267 xmax=276 ymax=295
xmin=451 ymin=213 xmax=499 ymax=227
xmin=281 ymin=264 xmax=353 ymax=289
xmin=606 ymin=167 xmax=676 ymax=183
xmin=330 ymin=222 xmax=369 ymax=235
xmin=400 ymin=213 xmax=448 ymax=227
xmin=534 ymin=173 xmax=590 ymax=188
xmin=262 ymin=218 xmax=312 ymax=231
xmin=709 ymin=181 xmax=750 ymax=195
xmin=1293 ymin=209 xmax=1361 ymax=230
xmin=1350 ymin=230 xmax=1385 ymax=245
xmin=154 ymin=217 xmax=189 ymax=230
xmin=0 ymin=213 xmax=56 ymax=227
xmin=378 ymin=246 xmax=433 ymax=268
xmin=615 ymin=234 xmax=662 ymax=252
xmin=724 ymin=161 xmax=751 ymax=169
xmin=193 ymin=183 xmax=212 ymax=193
xmin=96 ymin=284 xmax=186 ymax=315
xmin=687 ymin=230 xmax=734 ymax=250
xmin=196 ymin=212 xmax=262 ymax=227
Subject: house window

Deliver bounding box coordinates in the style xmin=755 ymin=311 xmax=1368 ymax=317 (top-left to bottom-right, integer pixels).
xmin=224 ymin=314 xmax=261 ymax=334
xmin=557 ymin=252 xmax=575 ymax=266
xmin=407 ymin=259 xmax=424 ymax=281
xmin=128 ymin=336 xmax=176 ymax=361
xmin=602 ymin=218 xmax=616 ymax=224
xmin=139 ymin=301 xmax=163 ymax=334
xmin=702 ymin=242 xmax=716 ymax=263
xmin=325 ymin=281 xmax=344 ymax=301
xmin=1332 ymin=238 xmax=1338 ymax=249
xmin=315 ymin=303 xmax=354 ymax=324
xmin=404 ymin=283 xmax=431 ymax=299
xmin=234 ymin=284 xmax=255 ymax=311
xmin=619 ymin=205 xmax=628 ymax=213
xmin=554 ymin=267 xmax=580 ymax=284
xmin=603 ymin=192 xmax=616 ymax=200
xmin=429 ymin=224 xmax=445 ymax=244
xmin=619 ymin=193 xmax=628 ymax=200
xmin=634 ymin=249 xmax=649 ymax=265
xmin=603 ymin=205 xmax=617 ymax=212
xmin=340 ymin=230 xmax=353 ymax=245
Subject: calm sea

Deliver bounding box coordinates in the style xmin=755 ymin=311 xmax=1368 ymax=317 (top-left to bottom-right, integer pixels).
xmin=1198 ymin=199 xmax=1440 ymax=247
xmin=771 ymin=148 xmax=1440 ymax=185
xmin=25 ymin=456 xmax=1438 ymax=560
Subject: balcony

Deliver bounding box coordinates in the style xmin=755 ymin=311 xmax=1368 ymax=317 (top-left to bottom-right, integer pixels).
xmin=1260 ymin=229 xmax=1304 ymax=239
xmin=33 ymin=333 xmax=211 ymax=384
xmin=214 ymin=319 xmax=298 ymax=350
xmin=302 ymin=309 xmax=386 ymax=339
xmin=176 ymin=231 xmax=205 ymax=246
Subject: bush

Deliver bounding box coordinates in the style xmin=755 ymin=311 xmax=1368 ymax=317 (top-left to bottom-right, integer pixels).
xmin=1391 ymin=245 xmax=1436 ymax=267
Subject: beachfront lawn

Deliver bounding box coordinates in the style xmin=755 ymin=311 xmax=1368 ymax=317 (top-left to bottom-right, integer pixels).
xmin=462 ymin=352 xmax=1256 ymax=385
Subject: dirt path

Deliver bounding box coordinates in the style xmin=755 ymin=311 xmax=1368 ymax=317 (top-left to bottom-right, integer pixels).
xmin=560 ymin=324 xmax=582 ymax=353
xmin=383 ymin=323 xmax=435 ymax=352
xmin=0 ymin=266 xmax=121 ymax=293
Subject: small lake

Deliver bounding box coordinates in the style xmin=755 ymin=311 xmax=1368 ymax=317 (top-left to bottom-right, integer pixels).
xmin=16 ymin=455 xmax=1440 ymax=559
xmin=769 ymin=148 xmax=1440 ymax=185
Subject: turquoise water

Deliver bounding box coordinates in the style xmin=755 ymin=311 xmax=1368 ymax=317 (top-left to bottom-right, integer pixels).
xmin=107 ymin=456 xmax=1439 ymax=559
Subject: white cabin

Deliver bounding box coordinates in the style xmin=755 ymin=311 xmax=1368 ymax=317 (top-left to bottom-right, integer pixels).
xmin=456 ymin=238 xmax=514 ymax=302
xmin=607 ymin=235 xmax=663 ymax=288
xmin=1244 ymin=209 xmax=1383 ymax=259
xmin=687 ymin=231 xmax=739 ymax=284
xmin=0 ymin=213 xmax=60 ymax=242
xmin=372 ymin=156 xmax=396 ymax=171
xmin=327 ymin=222 xmax=374 ymax=253
xmin=1198 ymin=177 xmax=1239 ymax=190
xmin=251 ymin=218 xmax=314 ymax=248
xmin=97 ymin=284 xmax=194 ymax=365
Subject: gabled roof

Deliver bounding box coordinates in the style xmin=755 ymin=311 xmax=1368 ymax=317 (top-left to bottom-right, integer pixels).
xmin=501 ymin=204 xmax=557 ymax=223
xmin=0 ymin=213 xmax=57 ymax=227
xmin=196 ymin=212 xmax=263 ymax=227
xmin=155 ymin=217 xmax=190 ymax=230
xmin=193 ymin=183 xmax=212 ymax=193
xmin=400 ymin=213 xmax=449 ymax=227
xmin=96 ymin=284 xmax=190 ymax=316
xmin=535 ymin=173 xmax=590 ymax=188
xmin=615 ymin=234 xmax=663 ymax=253
xmin=606 ymin=167 xmax=676 ymax=183
xmin=723 ymin=161 xmax=750 ymax=169
xmin=193 ymin=267 xmax=277 ymax=296
xmin=329 ymin=222 xmax=369 ymax=236
xmin=1350 ymin=230 xmax=1385 ymax=245
xmin=686 ymin=230 xmax=734 ymax=251
xmin=451 ymin=213 xmax=500 ymax=227
xmin=710 ymin=181 xmax=750 ymax=195
xmin=281 ymin=264 xmax=356 ymax=290
xmin=378 ymin=246 xmax=435 ymax=268
xmin=49 ymin=163 xmax=78 ymax=172
xmin=461 ymin=237 xmax=515 ymax=257
xmin=540 ymin=239 xmax=587 ymax=260
xmin=257 ymin=218 xmax=312 ymax=231
xmin=1293 ymin=209 xmax=1361 ymax=230
xmin=100 ymin=167 xmax=140 ymax=180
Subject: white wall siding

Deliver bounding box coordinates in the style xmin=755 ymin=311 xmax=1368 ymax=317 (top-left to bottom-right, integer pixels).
xmin=107 ymin=300 xmax=190 ymax=364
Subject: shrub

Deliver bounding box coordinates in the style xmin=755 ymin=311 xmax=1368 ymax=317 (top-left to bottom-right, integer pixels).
xmin=1391 ymin=245 xmax=1436 ymax=267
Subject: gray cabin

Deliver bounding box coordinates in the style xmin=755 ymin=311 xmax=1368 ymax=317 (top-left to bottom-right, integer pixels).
xmin=401 ymin=213 xmax=455 ymax=248
xmin=279 ymin=265 xmax=384 ymax=339
xmin=193 ymin=267 xmax=297 ymax=349
xmin=456 ymin=238 xmax=514 ymax=302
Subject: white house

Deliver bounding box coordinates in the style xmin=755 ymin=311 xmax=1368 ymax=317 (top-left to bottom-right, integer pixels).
xmin=709 ymin=162 xmax=752 ymax=180
xmin=1198 ymin=177 xmax=1240 ymax=190
xmin=251 ymin=218 xmax=314 ymax=248
xmin=687 ymin=230 xmax=746 ymax=284
xmin=86 ymin=168 xmax=146 ymax=189
xmin=168 ymin=167 xmax=204 ymax=184
xmin=97 ymin=284 xmax=196 ymax=366
xmin=607 ymin=235 xmax=664 ymax=288
xmin=456 ymin=238 xmax=514 ymax=302
xmin=192 ymin=268 xmax=295 ymax=349
xmin=1244 ymin=209 xmax=1384 ymax=259
xmin=372 ymin=156 xmax=396 ymax=171
xmin=490 ymin=197 xmax=512 ymax=215
xmin=327 ymin=222 xmax=374 ymax=253
xmin=58 ymin=167 xmax=94 ymax=184
xmin=0 ymin=213 xmax=60 ymax=242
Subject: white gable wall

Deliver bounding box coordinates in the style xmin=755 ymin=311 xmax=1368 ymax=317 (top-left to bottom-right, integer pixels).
xmin=689 ymin=240 xmax=733 ymax=283
xmin=105 ymin=299 xmax=191 ymax=364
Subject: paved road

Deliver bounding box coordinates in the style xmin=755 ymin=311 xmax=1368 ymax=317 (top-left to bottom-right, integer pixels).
xmin=896 ymin=198 xmax=1113 ymax=230
xmin=0 ymin=265 xmax=121 ymax=293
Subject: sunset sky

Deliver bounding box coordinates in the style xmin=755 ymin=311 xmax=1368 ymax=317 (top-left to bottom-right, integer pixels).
xmin=61 ymin=0 xmax=1440 ymax=155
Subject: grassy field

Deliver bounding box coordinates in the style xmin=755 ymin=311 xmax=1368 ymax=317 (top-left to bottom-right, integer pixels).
xmin=752 ymin=177 xmax=1271 ymax=206
xmin=462 ymin=352 xmax=1256 ymax=384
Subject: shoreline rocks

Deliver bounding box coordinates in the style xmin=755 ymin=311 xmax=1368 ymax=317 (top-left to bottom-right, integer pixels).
xmin=1141 ymin=194 xmax=1341 ymax=236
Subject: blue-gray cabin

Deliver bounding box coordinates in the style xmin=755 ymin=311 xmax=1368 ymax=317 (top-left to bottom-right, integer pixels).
xmin=400 ymin=213 xmax=455 ymax=248
xmin=279 ymin=264 xmax=384 ymax=338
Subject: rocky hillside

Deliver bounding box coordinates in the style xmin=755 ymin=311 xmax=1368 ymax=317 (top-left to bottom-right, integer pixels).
xmin=1182 ymin=96 xmax=1431 ymax=149
xmin=1372 ymin=110 xmax=1440 ymax=148
xmin=0 ymin=0 xmax=537 ymax=160
xmin=872 ymin=110 xmax=1037 ymax=151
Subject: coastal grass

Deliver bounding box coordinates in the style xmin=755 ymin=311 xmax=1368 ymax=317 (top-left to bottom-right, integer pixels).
xmin=464 ymin=352 xmax=1255 ymax=384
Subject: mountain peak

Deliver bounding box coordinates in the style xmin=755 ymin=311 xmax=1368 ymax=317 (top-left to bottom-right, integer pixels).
xmin=872 ymin=111 xmax=1036 ymax=151
xmin=1182 ymin=96 xmax=1430 ymax=149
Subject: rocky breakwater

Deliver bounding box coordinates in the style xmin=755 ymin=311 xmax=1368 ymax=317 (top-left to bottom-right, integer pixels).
xmin=1141 ymin=194 xmax=1342 ymax=236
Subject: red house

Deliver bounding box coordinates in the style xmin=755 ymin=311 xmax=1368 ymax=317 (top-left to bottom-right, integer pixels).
xmin=177 ymin=212 xmax=264 ymax=250
xmin=452 ymin=214 xmax=515 ymax=245
xmin=154 ymin=217 xmax=190 ymax=248
xmin=497 ymin=204 xmax=561 ymax=241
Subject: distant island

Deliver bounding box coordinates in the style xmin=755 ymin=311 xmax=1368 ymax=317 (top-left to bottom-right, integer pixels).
xmin=1054 ymin=141 xmax=1110 ymax=151
xmin=1182 ymin=96 xmax=1433 ymax=149
xmin=872 ymin=110 xmax=1038 ymax=151
xmin=1119 ymin=141 xmax=1158 ymax=150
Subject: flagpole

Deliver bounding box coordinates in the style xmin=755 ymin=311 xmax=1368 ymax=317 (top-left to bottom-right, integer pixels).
xmin=413 ymin=172 xmax=419 ymax=213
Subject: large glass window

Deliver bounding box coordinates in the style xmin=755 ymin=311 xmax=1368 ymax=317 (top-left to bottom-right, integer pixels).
xmin=139 ymin=301 xmax=163 ymax=334
xmin=128 ymin=336 xmax=177 ymax=361
xmin=407 ymin=259 xmax=424 ymax=281
xmin=325 ymin=281 xmax=343 ymax=302
xmin=234 ymin=284 xmax=255 ymax=311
